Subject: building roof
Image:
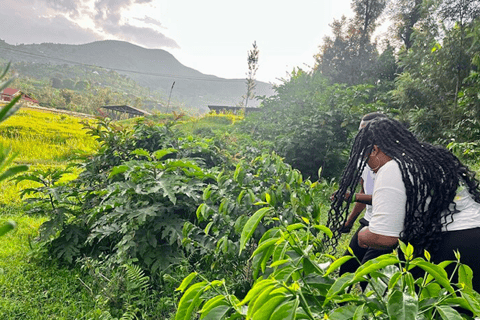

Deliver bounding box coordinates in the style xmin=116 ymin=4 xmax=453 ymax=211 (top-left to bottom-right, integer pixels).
xmin=101 ymin=105 xmax=152 ymax=116
xmin=2 ymin=88 xmax=20 ymax=96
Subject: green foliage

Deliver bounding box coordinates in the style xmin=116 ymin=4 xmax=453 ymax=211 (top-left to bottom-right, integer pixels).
xmin=239 ymin=69 xmax=387 ymax=180
xmin=177 ymin=213 xmax=480 ymax=320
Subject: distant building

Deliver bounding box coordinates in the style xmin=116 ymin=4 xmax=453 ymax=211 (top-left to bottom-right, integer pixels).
xmin=1 ymin=88 xmax=38 ymax=104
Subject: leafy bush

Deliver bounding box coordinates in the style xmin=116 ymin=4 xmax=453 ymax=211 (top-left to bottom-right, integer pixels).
xmin=239 ymin=69 xmax=388 ymax=180
xmin=176 ymin=212 xmax=480 ymax=320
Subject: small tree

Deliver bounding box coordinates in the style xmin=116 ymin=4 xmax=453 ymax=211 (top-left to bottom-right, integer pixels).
xmin=244 ymin=41 xmax=259 ymax=108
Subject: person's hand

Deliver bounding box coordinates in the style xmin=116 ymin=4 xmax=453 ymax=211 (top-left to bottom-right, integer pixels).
xmin=339 ymin=223 xmax=353 ymax=234
xmin=330 ymin=191 xmax=351 ymax=202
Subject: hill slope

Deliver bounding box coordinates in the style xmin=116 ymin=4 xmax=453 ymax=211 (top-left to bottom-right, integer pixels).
xmin=0 ymin=39 xmax=274 ymax=111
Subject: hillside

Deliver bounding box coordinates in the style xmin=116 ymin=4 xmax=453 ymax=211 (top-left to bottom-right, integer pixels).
xmin=0 ymin=39 xmax=274 ymax=111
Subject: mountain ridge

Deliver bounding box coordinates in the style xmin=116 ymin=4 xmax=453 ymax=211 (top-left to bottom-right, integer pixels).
xmin=0 ymin=39 xmax=274 ymax=111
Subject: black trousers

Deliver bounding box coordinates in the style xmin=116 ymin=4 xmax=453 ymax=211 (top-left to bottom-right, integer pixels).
xmin=427 ymin=227 xmax=480 ymax=293
xmin=339 ymin=218 xmax=393 ymax=277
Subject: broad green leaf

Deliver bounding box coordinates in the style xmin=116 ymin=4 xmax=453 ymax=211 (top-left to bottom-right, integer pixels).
xmin=458 ymin=264 xmax=473 ymax=291
xmin=269 ymin=259 xmax=290 ymax=268
xmin=409 ymin=260 xmax=455 ymax=293
xmin=352 ymin=304 xmax=365 ymax=320
xmin=204 ymin=221 xmax=213 ymax=235
xmin=175 ymin=281 xmax=208 ymax=320
xmin=436 ymin=305 xmax=463 ymax=320
xmin=239 ymin=207 xmax=273 ymax=254
xmin=131 ymin=148 xmax=151 ymax=158
xmin=248 ymin=285 xmax=276 ymax=319
xmin=252 ymin=238 xmax=280 ymax=258
xmin=325 ymin=273 xmax=355 ymax=305
xmin=353 ymin=254 xmax=400 ymax=282
xmin=387 ymin=290 xmax=418 ymax=320
xmin=420 ymin=282 xmax=441 ymax=300
xmin=265 ymin=193 xmax=271 ymax=204
xmin=153 ymin=148 xmax=177 ymax=160
xmin=269 ymin=298 xmax=298 ymax=320
xmin=328 ymin=304 xmax=357 ymax=319
xmin=252 ymin=295 xmax=288 ymax=320
xmin=324 ymin=255 xmax=354 ymax=277
xmin=461 ymin=291 xmax=480 ymax=315
xmin=237 ymin=279 xmax=275 ymax=306
xmin=200 ymin=295 xmax=227 ymax=314
xmin=388 ymin=271 xmax=402 ymax=290
xmin=202 ymin=305 xmax=231 ymax=320
xmin=286 ymin=223 xmax=305 ymax=232
xmin=442 ymin=297 xmax=474 ymax=314
xmin=0 ymin=220 xmax=16 ymax=237
xmin=313 ymin=225 xmax=333 ymax=238
xmin=176 ymin=272 xmax=198 ymax=292
xmin=109 ymin=165 xmax=129 ymax=178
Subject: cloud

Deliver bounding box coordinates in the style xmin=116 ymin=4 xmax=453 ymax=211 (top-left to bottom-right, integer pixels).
xmin=43 ymin=0 xmax=81 ymax=16
xmin=0 ymin=10 xmax=98 ymax=45
xmin=3 ymin=0 xmax=179 ymax=49
xmin=92 ymin=0 xmax=179 ymax=48
xmin=134 ymin=16 xmax=165 ymax=28
xmin=102 ymin=23 xmax=179 ymax=48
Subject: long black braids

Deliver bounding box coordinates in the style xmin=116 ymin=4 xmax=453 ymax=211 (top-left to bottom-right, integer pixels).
xmin=327 ymin=117 xmax=480 ymax=255
xmin=326 ymin=123 xmax=375 ymax=252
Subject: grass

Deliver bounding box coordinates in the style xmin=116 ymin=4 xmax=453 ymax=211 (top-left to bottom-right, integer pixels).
xmin=0 ymin=108 xmax=102 ymax=319
xmin=0 ymin=108 xmax=98 ymax=164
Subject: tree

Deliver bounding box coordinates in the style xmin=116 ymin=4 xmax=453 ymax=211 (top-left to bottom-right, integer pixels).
xmin=243 ymin=41 xmax=259 ymax=108
xmin=386 ymin=0 xmax=427 ymax=50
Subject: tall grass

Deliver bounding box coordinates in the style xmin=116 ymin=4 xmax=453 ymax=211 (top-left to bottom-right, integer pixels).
xmin=0 ymin=108 xmax=98 ymax=164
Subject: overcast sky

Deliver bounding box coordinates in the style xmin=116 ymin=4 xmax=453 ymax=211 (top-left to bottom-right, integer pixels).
xmin=0 ymin=0 xmax=356 ymax=84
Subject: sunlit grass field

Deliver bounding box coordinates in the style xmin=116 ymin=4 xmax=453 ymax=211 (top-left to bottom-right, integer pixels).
xmin=0 ymin=108 xmax=101 ymax=319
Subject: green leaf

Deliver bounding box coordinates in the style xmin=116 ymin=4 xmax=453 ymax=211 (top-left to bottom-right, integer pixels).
xmin=201 ymin=305 xmax=231 ymax=320
xmin=252 ymin=238 xmax=280 ymax=258
xmin=409 ymin=260 xmax=455 ymax=294
xmin=269 ymin=297 xmax=298 ymax=320
xmin=269 ymin=259 xmax=290 ymax=268
xmin=237 ymin=279 xmax=275 ymax=306
xmin=239 ymin=207 xmax=273 ymax=254
xmin=153 ymin=148 xmax=177 ymax=160
xmin=324 ymin=255 xmax=354 ymax=277
xmin=436 ymin=305 xmax=463 ymax=320
xmin=286 ymin=223 xmax=305 ymax=232
xmin=176 ymin=272 xmax=198 ymax=292
xmin=353 ymin=254 xmax=400 ymax=282
xmin=458 ymin=264 xmax=473 ymax=291
xmin=352 ymin=304 xmax=365 ymax=320
xmin=328 ymin=304 xmax=357 ymax=319
xmin=252 ymin=295 xmax=288 ymax=320
xmin=109 ymin=165 xmax=129 ymax=178
xmin=0 ymin=220 xmax=16 ymax=237
xmin=0 ymin=165 xmax=28 ymax=182
xmin=175 ymin=281 xmax=209 ymax=320
xmin=387 ymin=291 xmax=418 ymax=320
xmin=461 ymin=291 xmax=480 ymax=315
xmin=325 ymin=273 xmax=355 ymax=305
xmin=313 ymin=225 xmax=333 ymax=238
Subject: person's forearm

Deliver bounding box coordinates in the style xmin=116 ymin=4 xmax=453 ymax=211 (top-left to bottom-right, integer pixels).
xmin=358 ymin=227 xmax=398 ymax=249
xmin=354 ymin=193 xmax=372 ymax=205
xmin=345 ymin=202 xmax=366 ymax=225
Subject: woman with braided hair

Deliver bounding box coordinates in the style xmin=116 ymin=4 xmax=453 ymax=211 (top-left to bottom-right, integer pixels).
xmin=328 ymin=117 xmax=480 ymax=290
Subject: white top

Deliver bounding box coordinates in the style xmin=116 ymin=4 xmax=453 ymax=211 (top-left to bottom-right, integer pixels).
xmin=369 ymin=160 xmax=480 ymax=237
xmin=361 ymin=167 xmax=376 ymax=221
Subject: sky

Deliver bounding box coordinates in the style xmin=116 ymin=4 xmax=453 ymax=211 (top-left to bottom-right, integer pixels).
xmin=0 ymin=0 xmax=356 ymax=84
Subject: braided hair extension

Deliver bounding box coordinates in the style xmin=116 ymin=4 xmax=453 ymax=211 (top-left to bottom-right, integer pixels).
xmin=327 ymin=117 xmax=480 ymax=255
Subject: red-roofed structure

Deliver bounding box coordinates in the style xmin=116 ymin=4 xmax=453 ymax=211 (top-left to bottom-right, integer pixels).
xmin=1 ymin=88 xmax=38 ymax=104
